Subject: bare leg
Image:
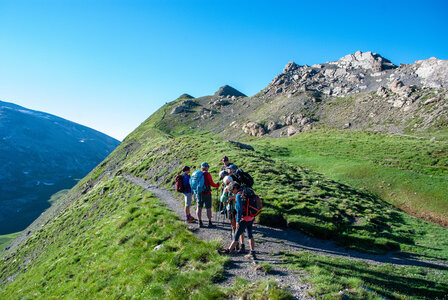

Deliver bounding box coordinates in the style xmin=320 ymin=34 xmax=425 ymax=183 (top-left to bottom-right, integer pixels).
xmin=196 ymin=207 xmax=202 ymax=221
xmin=249 ymin=238 xmax=255 ymax=251
xmin=206 ymin=208 xmax=212 ymax=221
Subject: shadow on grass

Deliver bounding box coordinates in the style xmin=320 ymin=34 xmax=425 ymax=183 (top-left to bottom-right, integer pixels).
xmin=283 ymin=252 xmax=448 ymax=299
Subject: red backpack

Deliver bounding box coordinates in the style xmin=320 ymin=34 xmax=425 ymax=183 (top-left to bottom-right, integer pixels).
xmin=175 ymin=174 xmax=184 ymax=193
xmin=238 ymin=187 xmax=262 ymax=217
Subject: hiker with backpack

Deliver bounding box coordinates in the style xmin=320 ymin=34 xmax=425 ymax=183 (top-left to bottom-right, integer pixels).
xmin=190 ymin=162 xmax=219 ymax=228
xmin=226 ymin=164 xmax=254 ymax=188
xmin=175 ymin=166 xmax=196 ymax=223
xmin=220 ymin=181 xmax=261 ymax=259
xmin=221 ymin=156 xmax=238 ymax=172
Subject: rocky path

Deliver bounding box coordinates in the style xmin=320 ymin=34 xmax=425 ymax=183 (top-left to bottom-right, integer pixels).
xmin=124 ymin=175 xmax=448 ymax=299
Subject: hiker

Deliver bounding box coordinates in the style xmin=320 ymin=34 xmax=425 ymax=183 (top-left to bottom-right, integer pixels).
xmin=220 ymin=181 xmax=256 ymax=259
xmin=226 ymin=164 xmax=238 ymax=181
xmin=220 ymin=175 xmax=247 ymax=252
xmin=226 ymin=164 xmax=254 ymax=188
xmin=181 ymin=166 xmax=196 ymax=223
xmin=196 ymin=162 xmax=219 ymax=228
xmin=221 ymin=156 xmax=238 ymax=172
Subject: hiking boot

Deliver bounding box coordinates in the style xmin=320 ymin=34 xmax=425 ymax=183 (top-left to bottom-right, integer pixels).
xmin=237 ymin=244 xmax=246 ymax=254
xmin=186 ymin=218 xmax=196 ymax=223
xmin=235 ymin=243 xmax=240 ymax=251
xmin=208 ymin=221 xmax=214 ymax=228
xmin=218 ymin=249 xmax=231 ymax=255
xmin=245 ymin=251 xmax=256 ymax=259
xmin=188 ymin=215 xmax=196 ymax=221
xmin=199 ymin=220 xmax=204 ymax=228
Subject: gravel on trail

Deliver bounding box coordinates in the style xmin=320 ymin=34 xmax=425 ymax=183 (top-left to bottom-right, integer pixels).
xmin=124 ymin=175 xmax=448 ymax=299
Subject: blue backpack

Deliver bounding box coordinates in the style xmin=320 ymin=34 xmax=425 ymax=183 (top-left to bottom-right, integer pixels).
xmin=190 ymin=170 xmax=205 ymax=195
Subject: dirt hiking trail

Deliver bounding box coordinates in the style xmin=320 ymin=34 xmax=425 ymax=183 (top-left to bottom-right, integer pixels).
xmin=124 ymin=175 xmax=448 ymax=299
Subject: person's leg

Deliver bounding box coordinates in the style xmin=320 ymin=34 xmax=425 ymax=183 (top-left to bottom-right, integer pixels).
xmin=245 ymin=221 xmax=256 ymax=258
xmin=196 ymin=194 xmax=203 ymax=224
xmin=229 ymin=221 xmax=247 ymax=251
xmin=204 ymin=194 xmax=213 ymax=225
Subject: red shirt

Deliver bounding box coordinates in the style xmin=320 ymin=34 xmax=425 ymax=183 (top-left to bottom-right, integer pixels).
xmin=201 ymin=170 xmax=219 ymax=195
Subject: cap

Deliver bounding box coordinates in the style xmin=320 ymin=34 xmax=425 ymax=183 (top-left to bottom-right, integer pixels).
xmin=222 ymin=156 xmax=229 ymax=162
xmin=182 ymin=166 xmax=190 ymax=172
xmin=201 ymin=162 xmax=210 ymax=169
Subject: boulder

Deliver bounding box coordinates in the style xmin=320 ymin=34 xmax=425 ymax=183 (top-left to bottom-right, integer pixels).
xmin=242 ymin=122 xmax=266 ymax=137
xmin=267 ymin=121 xmax=278 ymax=131
xmin=283 ymin=61 xmax=298 ymax=73
xmin=287 ymin=126 xmax=300 ymax=136
xmin=377 ymin=86 xmax=388 ymax=97
xmin=227 ymin=140 xmax=255 ymax=151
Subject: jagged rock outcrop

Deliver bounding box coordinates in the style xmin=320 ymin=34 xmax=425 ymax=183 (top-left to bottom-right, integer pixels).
xmin=262 ymin=51 xmax=448 ymax=98
xmin=214 ymin=85 xmax=247 ymax=98
xmin=242 ymin=122 xmax=266 ymax=137
xmin=170 ymin=100 xmax=196 ymax=114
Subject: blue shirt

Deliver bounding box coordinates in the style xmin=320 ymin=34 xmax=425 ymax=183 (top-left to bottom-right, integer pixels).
xmin=182 ymin=173 xmax=192 ymax=193
xmin=235 ymin=192 xmax=254 ymax=223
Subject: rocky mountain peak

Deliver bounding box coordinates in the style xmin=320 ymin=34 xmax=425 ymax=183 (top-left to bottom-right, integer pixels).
xmin=177 ymin=93 xmax=195 ymax=99
xmin=262 ymin=51 xmax=448 ymax=98
xmin=332 ymin=51 xmax=396 ymax=72
xmin=411 ymin=57 xmax=448 ymax=88
xmin=214 ymin=85 xmax=247 ymax=98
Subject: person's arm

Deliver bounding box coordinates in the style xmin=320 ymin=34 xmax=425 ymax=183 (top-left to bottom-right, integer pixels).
xmin=235 ymin=193 xmax=242 ymax=223
xmin=205 ymin=172 xmax=219 ymax=188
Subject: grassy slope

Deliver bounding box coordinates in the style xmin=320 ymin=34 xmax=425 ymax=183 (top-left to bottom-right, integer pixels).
xmin=0 ymin=175 xmax=290 ymax=299
xmin=252 ymin=129 xmax=448 ymax=226
xmin=0 ymin=233 xmax=20 ymax=251
xmin=2 ymin=97 xmax=447 ymax=298
xmin=282 ymin=250 xmax=448 ymax=299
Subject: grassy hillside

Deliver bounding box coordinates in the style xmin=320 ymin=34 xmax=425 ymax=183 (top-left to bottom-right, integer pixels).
xmin=0 ymin=175 xmax=290 ymax=299
xmin=1 ymin=98 xmax=447 ymax=298
xmin=0 ymin=232 xmax=20 ymax=251
xmin=253 ymin=129 xmax=448 ymax=226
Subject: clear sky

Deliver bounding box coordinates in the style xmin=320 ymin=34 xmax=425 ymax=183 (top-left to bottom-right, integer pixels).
xmin=1 ymin=0 xmax=447 ymax=140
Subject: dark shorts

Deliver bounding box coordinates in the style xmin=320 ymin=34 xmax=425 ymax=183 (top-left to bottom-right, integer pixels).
xmin=233 ymin=220 xmax=254 ymax=242
xmin=198 ymin=194 xmax=212 ymax=209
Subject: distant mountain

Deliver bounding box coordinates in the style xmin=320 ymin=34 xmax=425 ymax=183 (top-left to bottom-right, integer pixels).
xmin=0 ymin=101 xmax=120 ymax=234
xmin=168 ymin=51 xmax=447 ymax=137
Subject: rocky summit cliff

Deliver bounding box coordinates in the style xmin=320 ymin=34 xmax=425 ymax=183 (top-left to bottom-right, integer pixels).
xmin=167 ymin=51 xmax=447 ymax=138
xmin=262 ymin=51 xmax=448 ymax=98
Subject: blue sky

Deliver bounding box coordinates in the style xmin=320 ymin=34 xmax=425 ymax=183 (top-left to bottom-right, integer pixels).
xmin=1 ymin=0 xmax=447 ymax=140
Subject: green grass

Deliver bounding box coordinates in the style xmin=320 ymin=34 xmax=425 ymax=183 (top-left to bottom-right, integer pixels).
xmin=0 ymin=177 xmax=229 ymax=299
xmin=0 ymin=232 xmax=20 ymax=251
xmin=47 ymin=189 xmax=70 ymax=205
xmin=116 ymin=129 xmax=448 ymax=259
xmin=253 ymin=129 xmax=448 ymax=226
xmin=282 ymin=250 xmax=448 ymax=299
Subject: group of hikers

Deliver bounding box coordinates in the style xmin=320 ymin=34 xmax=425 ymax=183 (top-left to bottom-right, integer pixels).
xmin=175 ymin=156 xmax=261 ymax=259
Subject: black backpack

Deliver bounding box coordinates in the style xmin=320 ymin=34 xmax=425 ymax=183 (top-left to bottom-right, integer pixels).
xmin=234 ymin=168 xmax=254 ymax=188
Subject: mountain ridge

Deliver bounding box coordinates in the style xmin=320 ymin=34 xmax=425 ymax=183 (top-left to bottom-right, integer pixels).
xmin=0 ymin=100 xmax=120 ymax=234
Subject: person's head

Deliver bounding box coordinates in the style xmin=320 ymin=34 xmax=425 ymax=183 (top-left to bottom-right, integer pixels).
xmin=222 ymin=156 xmax=230 ymax=166
xmin=226 ymin=164 xmax=237 ymax=174
xmin=228 ymin=181 xmax=241 ymax=194
xmin=219 ymin=170 xmax=228 ymax=180
xmin=223 ymin=175 xmax=233 ymax=186
xmin=182 ymin=166 xmax=190 ymax=174
xmin=201 ymin=162 xmax=209 ymax=171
